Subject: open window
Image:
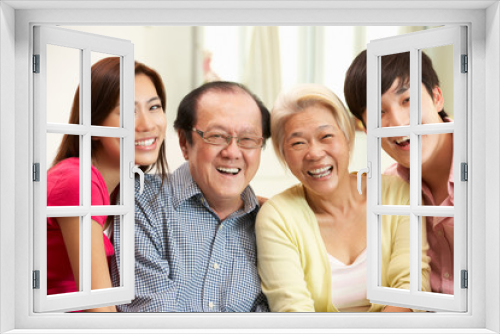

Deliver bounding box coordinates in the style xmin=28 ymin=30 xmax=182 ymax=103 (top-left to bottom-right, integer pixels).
xmin=32 ymin=26 xmax=136 ymax=312
xmin=365 ymin=26 xmax=467 ymax=312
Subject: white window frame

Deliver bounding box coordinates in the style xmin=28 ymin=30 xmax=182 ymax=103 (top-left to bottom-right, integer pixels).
xmin=1 ymin=1 xmax=498 ymax=333
xmin=32 ymin=25 xmax=136 ymax=312
xmin=365 ymin=26 xmax=468 ymax=312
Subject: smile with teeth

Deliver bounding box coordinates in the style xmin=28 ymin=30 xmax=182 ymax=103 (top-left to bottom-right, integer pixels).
xmin=394 ymin=136 xmax=410 ymax=147
xmin=217 ymin=167 xmax=241 ymax=175
xmin=307 ymin=166 xmax=333 ymax=178
xmin=135 ymin=138 xmax=156 ymax=146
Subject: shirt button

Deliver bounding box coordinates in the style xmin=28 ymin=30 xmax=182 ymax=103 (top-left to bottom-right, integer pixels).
xmin=437 ymin=230 xmax=444 ymax=236
xmin=209 ymin=302 xmax=214 ymax=309
xmin=443 ymin=272 xmax=450 ymax=279
xmin=213 ymin=262 xmax=220 ymax=270
xmin=220 ymin=224 xmax=224 ymax=229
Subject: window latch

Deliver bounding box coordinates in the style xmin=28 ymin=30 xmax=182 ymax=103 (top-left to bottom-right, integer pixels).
xmin=130 ymin=162 xmax=145 ymax=195
xmin=357 ymin=161 xmax=372 ymax=195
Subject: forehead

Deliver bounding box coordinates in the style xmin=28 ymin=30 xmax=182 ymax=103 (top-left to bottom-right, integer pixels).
xmin=285 ymin=104 xmax=339 ymax=133
xmin=196 ymin=89 xmax=261 ymax=124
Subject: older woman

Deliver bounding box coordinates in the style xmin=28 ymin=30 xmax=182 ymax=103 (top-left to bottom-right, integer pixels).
xmin=256 ymin=84 xmax=430 ymax=312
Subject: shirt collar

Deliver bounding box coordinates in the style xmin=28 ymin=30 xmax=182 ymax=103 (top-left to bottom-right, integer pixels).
xmin=394 ymin=149 xmax=454 ymax=206
xmin=171 ymin=162 xmax=259 ymax=214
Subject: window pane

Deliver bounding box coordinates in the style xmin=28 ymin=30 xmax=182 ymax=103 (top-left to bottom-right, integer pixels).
xmin=380 ymin=146 xmax=410 ymax=206
xmin=421 ymin=46 xmax=454 ymax=124
xmin=91 ymin=136 xmax=121 ymax=206
xmin=47 ymin=134 xmax=80 ymax=206
xmin=91 ymin=215 xmax=117 ymax=292
xmin=47 ymin=216 xmax=82 ymax=294
xmin=380 ymin=52 xmax=410 ymax=129
xmin=422 ymin=215 xmax=454 ymax=295
xmin=380 ymin=215 xmax=410 ymax=291
xmin=46 ymin=44 xmax=81 ymax=124
xmin=421 ymin=133 xmax=453 ymax=206
xmin=91 ymin=53 xmax=121 ymax=128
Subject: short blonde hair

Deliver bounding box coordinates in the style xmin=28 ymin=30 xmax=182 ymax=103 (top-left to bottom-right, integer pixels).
xmin=271 ymin=84 xmax=355 ymax=166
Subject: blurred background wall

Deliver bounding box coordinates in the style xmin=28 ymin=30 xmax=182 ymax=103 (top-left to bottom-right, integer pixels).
xmin=47 ymin=25 xmax=452 ymax=198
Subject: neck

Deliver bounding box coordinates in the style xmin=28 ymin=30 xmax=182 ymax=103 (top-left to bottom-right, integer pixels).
xmin=208 ymin=197 xmax=244 ymax=221
xmin=421 ymin=133 xmax=453 ymax=204
xmin=305 ymin=173 xmax=361 ymax=217
xmin=92 ymin=153 xmax=121 ymax=197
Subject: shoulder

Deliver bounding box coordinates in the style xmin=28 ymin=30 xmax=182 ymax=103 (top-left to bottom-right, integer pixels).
xmin=381 ymin=174 xmax=410 ymax=205
xmin=47 ymin=158 xmax=80 ymax=192
xmin=257 ymin=184 xmax=309 ymax=227
xmin=135 ymin=173 xmax=172 ymax=209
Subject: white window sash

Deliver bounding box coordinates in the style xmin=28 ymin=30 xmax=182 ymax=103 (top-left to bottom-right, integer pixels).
xmin=32 ymin=25 xmax=135 ymax=312
xmin=366 ymin=25 xmax=468 ymax=312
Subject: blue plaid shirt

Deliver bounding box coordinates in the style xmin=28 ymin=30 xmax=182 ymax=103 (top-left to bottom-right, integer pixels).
xmin=111 ymin=162 xmax=268 ymax=312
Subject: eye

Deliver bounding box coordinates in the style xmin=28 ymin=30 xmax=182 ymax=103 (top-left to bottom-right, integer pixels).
xmin=150 ymin=104 xmax=162 ymax=112
xmin=291 ymin=141 xmax=306 ymax=147
xmin=321 ymin=133 xmax=333 ymax=140
xmin=403 ymin=97 xmax=410 ymax=105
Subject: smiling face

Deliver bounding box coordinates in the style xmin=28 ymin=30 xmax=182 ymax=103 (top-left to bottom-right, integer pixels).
xmin=133 ymin=74 xmax=167 ymax=167
xmin=362 ymin=78 xmax=445 ymax=168
xmin=283 ymin=104 xmax=351 ymax=197
xmin=97 ymin=74 xmax=166 ymax=168
xmin=179 ymin=90 xmax=263 ymax=210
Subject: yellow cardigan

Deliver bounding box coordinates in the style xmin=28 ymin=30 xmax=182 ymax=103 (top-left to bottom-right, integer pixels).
xmin=255 ymin=175 xmax=431 ymax=312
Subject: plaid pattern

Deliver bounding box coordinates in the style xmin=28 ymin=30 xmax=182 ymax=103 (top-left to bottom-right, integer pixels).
xmin=111 ymin=162 xmax=268 ymax=312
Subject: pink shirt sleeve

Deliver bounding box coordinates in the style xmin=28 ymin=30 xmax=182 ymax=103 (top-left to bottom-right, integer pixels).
xmin=47 ymin=159 xmax=109 ymax=227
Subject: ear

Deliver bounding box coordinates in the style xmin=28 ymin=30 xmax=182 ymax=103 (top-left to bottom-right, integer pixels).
xmin=432 ymin=86 xmax=444 ymax=112
xmin=178 ymin=130 xmax=189 ymax=160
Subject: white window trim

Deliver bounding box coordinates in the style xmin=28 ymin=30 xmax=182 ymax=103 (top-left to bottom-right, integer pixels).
xmin=0 ymin=1 xmax=498 ymax=333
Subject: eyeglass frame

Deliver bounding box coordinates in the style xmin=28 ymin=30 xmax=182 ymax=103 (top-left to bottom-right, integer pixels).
xmin=192 ymin=128 xmax=264 ymax=149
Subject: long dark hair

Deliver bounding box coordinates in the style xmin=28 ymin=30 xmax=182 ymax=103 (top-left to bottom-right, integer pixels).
xmin=51 ymin=57 xmax=169 ymax=180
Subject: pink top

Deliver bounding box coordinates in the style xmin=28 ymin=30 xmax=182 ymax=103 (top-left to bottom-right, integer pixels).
xmin=385 ymin=155 xmax=454 ymax=295
xmin=46 ymin=157 xmax=114 ymax=295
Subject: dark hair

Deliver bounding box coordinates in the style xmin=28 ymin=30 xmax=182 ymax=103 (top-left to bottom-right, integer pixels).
xmin=173 ymin=81 xmax=271 ymax=146
xmin=51 ymin=57 xmax=169 ymax=180
xmin=344 ymin=50 xmax=447 ymax=128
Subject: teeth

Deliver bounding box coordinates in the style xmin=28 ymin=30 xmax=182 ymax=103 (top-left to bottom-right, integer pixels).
xmin=217 ymin=167 xmax=240 ymax=175
xmin=308 ymin=166 xmax=333 ymax=178
xmin=135 ymin=138 xmax=155 ymax=146
xmin=395 ymin=136 xmax=410 ymax=145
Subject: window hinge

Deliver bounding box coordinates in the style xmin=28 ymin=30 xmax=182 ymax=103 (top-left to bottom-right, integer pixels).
xmin=33 ymin=54 xmax=40 ymax=73
xmin=461 ymin=162 xmax=468 ymax=181
xmin=33 ymin=163 xmax=40 ymax=182
xmin=33 ymin=270 xmax=40 ymax=289
xmin=461 ymin=270 xmax=468 ymax=289
xmin=461 ymin=54 xmax=468 ymax=73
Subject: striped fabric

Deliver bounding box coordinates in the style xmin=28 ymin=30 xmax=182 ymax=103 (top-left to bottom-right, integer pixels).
xmin=328 ymin=250 xmax=371 ymax=312
xmin=110 ymin=162 xmax=268 ymax=312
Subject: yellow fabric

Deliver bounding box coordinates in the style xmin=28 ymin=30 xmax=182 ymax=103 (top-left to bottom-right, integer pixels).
xmin=256 ymin=174 xmax=431 ymax=312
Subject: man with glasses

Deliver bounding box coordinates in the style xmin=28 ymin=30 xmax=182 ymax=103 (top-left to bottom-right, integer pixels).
xmin=113 ymin=81 xmax=270 ymax=312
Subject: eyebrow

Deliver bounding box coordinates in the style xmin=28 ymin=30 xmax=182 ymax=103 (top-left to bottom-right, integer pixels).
xmin=288 ymin=125 xmax=335 ymax=139
xmin=395 ymin=85 xmax=409 ymax=95
xmin=134 ymin=96 xmax=160 ymax=105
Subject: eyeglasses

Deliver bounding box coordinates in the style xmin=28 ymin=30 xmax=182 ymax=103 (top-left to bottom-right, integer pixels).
xmin=192 ymin=128 xmax=263 ymax=149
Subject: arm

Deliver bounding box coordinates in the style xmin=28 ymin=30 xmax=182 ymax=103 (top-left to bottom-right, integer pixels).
xmin=58 ymin=217 xmax=116 ymax=312
xmin=255 ymin=202 xmax=315 ymax=312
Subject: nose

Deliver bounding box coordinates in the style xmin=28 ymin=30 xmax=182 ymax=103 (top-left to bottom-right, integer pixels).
xmin=220 ymin=137 xmax=243 ymax=159
xmin=305 ymin=141 xmax=325 ymax=161
xmin=135 ymin=107 xmax=155 ymax=132
xmin=382 ymin=104 xmax=410 ymax=127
